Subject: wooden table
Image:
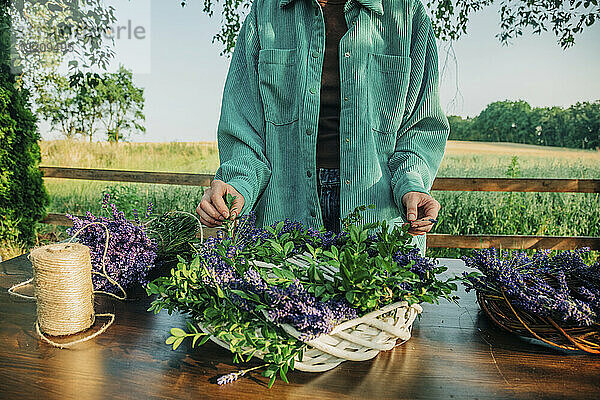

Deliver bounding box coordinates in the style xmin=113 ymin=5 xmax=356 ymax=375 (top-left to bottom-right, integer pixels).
xmin=1 ymin=255 xmax=599 ymax=400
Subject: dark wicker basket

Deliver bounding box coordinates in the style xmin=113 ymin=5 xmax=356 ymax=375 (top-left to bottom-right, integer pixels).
xmin=477 ymin=290 xmax=600 ymax=354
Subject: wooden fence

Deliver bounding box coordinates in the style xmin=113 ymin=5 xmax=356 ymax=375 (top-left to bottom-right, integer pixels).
xmin=39 ymin=166 xmax=600 ymax=250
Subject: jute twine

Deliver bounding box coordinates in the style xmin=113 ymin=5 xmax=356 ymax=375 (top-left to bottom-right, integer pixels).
xmin=8 ymin=212 xmax=204 ymax=348
xmin=8 ymin=222 xmax=127 ymax=348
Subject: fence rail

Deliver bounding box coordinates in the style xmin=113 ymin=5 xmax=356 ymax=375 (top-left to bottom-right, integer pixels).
xmin=39 ymin=166 xmax=600 ymax=250
xmin=41 ymin=166 xmax=213 ymax=187
xmin=40 ymin=166 xmax=600 ymax=193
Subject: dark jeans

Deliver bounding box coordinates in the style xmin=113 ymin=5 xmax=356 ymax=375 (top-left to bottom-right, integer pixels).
xmin=317 ymin=167 xmax=341 ymax=233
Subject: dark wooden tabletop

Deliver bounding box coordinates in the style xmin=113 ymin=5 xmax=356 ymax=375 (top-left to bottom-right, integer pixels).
xmin=1 ymin=255 xmax=599 ymax=400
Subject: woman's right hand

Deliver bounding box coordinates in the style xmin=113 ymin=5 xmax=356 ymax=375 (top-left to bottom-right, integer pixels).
xmin=196 ymin=180 xmax=245 ymax=227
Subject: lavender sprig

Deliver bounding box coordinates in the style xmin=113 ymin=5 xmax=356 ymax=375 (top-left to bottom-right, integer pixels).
xmin=216 ymin=365 xmax=264 ymax=385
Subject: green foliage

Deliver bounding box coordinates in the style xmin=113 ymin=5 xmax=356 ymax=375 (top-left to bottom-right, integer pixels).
xmin=35 ymin=71 xmax=105 ymax=140
xmin=10 ymin=0 xmax=117 ymax=73
xmin=101 ymin=184 xmax=144 ymax=219
xmin=473 ymin=100 xmax=533 ymax=143
xmin=99 ymin=66 xmax=146 ymax=143
xmin=448 ymin=100 xmax=600 ymax=150
xmin=145 ymin=211 xmax=203 ymax=265
xmin=0 ymin=0 xmax=48 ymax=246
xmin=179 ymin=0 xmax=599 ymax=55
xmin=147 ymin=206 xmax=459 ymax=386
xmin=147 ymin=249 xmax=306 ymax=388
xmin=425 ymin=0 xmax=599 ymax=49
xmin=35 ymin=66 xmax=145 ymax=142
xmin=179 ymin=0 xmax=251 ymax=56
xmin=299 ymin=221 xmax=459 ymax=312
xmin=447 ymin=115 xmax=474 ymax=140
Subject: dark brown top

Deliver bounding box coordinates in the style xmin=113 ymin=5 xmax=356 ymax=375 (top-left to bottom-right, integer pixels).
xmin=316 ymin=0 xmax=347 ymax=169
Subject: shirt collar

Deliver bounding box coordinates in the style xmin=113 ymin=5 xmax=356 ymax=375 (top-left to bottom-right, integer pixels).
xmin=279 ymin=0 xmax=384 ymax=16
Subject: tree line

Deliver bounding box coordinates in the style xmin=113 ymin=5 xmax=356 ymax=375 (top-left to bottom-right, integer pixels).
xmin=448 ymin=100 xmax=600 ymax=150
xmin=34 ymin=66 xmax=145 ymax=143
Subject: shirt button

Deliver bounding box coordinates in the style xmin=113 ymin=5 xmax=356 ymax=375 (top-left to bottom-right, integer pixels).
xmin=307 ymin=170 xmax=312 ymax=178
xmin=343 ymin=96 xmax=349 ymax=102
xmin=309 ymin=86 xmax=318 ymax=95
xmin=345 ymin=137 xmax=350 ymax=143
xmin=306 ymin=128 xmax=313 ymax=136
xmin=312 ymin=51 xmax=319 ymax=58
xmin=345 ymin=179 xmax=351 ymax=185
xmin=344 ymin=52 xmax=351 ymax=58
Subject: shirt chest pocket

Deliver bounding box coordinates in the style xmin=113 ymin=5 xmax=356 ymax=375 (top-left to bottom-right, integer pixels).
xmin=367 ymin=53 xmax=412 ymax=134
xmin=257 ymin=48 xmax=299 ymax=126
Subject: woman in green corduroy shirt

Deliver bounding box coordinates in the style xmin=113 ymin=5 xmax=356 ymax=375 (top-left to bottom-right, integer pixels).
xmin=196 ymin=0 xmax=449 ymax=255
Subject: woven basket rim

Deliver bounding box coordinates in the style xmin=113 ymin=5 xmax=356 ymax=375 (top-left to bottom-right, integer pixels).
xmin=476 ymin=289 xmax=600 ymax=354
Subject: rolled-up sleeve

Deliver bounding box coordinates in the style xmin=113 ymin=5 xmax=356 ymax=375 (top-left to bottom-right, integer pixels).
xmin=388 ymin=4 xmax=449 ymax=217
xmin=213 ymin=3 xmax=271 ymax=216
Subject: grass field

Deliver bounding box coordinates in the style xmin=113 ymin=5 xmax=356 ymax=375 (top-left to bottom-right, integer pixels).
xmin=5 ymin=139 xmax=599 ymax=261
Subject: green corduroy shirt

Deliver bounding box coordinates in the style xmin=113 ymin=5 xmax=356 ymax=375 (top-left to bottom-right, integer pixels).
xmin=213 ymin=0 xmax=449 ymax=254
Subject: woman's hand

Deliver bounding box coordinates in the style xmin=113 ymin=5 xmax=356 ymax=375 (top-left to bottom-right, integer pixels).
xmin=196 ymin=180 xmax=245 ymax=227
xmin=401 ymin=191 xmax=441 ymax=235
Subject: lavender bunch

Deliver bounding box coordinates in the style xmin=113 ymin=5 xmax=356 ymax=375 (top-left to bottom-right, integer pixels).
xmin=265 ymin=280 xmax=357 ymax=340
xmin=67 ymin=197 xmax=157 ymax=294
xmin=462 ymin=248 xmax=600 ymax=327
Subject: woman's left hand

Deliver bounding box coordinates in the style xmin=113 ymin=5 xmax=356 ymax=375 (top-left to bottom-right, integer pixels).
xmin=401 ymin=191 xmax=441 ymax=235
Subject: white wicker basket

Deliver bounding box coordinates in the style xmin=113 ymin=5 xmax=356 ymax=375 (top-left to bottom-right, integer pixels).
xmin=199 ymin=256 xmax=423 ymax=372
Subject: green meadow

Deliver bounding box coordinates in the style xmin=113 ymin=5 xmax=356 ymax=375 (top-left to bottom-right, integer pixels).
xmin=35 ymin=140 xmax=600 ymax=260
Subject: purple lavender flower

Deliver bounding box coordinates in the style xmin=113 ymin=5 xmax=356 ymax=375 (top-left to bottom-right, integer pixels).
xmin=266 ymin=280 xmax=357 ymax=339
xmin=217 ymin=371 xmax=240 ymax=385
xmin=67 ymin=201 xmax=158 ymax=294
xmin=393 ymin=248 xmax=438 ymax=279
xmin=145 ymin=202 xmax=154 ymax=219
xmin=189 ymin=211 xmax=362 ymax=339
xmin=132 ymin=209 xmax=140 ymax=225
xmin=462 ymin=248 xmax=599 ymax=327
xmin=101 ymin=193 xmax=111 ymax=209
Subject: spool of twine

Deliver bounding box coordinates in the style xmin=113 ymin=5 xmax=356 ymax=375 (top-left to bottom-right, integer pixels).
xmin=8 ymin=222 xmax=123 ymax=348
xmin=30 ymin=243 xmax=95 ymax=336
xmin=8 ymin=213 xmax=203 ymax=348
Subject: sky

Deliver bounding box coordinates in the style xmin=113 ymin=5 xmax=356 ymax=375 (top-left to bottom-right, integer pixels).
xmin=39 ymin=1 xmax=600 ymax=142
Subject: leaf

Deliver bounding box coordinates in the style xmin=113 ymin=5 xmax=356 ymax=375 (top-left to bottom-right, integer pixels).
xmin=165 ymin=336 xmax=177 ymax=345
xmin=268 ymin=374 xmax=276 ymax=388
xmin=270 ymin=242 xmax=284 ymax=253
xmin=186 ymin=321 xmax=198 ymax=333
xmin=284 ymin=241 xmax=294 ymax=254
xmin=279 ymin=367 xmax=289 ymax=383
xmin=315 ymin=285 xmax=326 ymax=297
xmin=197 ymin=335 xmax=210 ymax=346
xmin=170 ymin=328 xmax=186 ymax=337
xmin=172 ymin=337 xmax=184 ymax=350
xmin=230 ymin=289 xmax=251 ymax=300
xmin=345 ymin=291 xmax=355 ymax=303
